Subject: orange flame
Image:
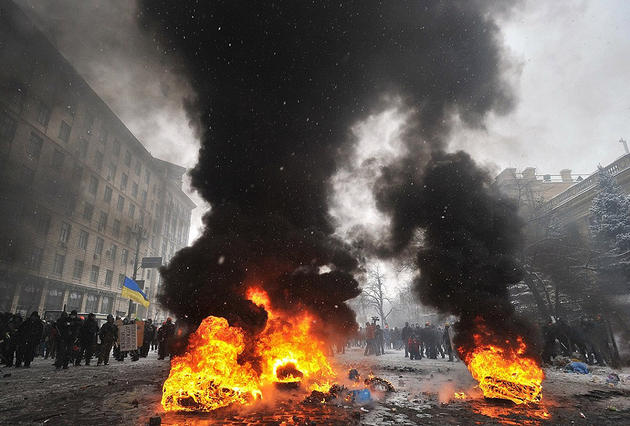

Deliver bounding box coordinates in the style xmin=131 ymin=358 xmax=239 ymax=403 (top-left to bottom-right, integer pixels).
xmin=161 ymin=287 xmax=336 ymax=411
xmin=460 ymin=321 xmax=544 ymax=405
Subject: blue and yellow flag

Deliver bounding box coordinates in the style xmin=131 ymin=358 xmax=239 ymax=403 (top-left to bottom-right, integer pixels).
xmin=121 ymin=276 xmax=150 ymax=308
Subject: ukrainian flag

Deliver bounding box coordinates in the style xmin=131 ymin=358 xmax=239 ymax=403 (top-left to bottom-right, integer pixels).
xmin=121 ymin=276 xmax=150 ymax=308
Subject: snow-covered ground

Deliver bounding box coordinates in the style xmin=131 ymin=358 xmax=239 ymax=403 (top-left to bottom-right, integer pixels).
xmin=1 ymin=347 xmax=629 ymax=425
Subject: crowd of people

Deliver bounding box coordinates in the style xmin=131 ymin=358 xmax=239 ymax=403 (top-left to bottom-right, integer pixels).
xmin=0 ymin=310 xmax=176 ymax=369
xmin=353 ymin=321 xmax=457 ymax=362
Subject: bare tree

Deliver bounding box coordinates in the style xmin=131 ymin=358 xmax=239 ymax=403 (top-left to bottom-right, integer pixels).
xmin=363 ymin=264 xmax=393 ymax=325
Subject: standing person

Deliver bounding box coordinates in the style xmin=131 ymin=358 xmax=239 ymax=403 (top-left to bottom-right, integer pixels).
xmin=68 ymin=311 xmax=83 ymax=366
xmin=54 ymin=312 xmax=72 ymax=370
xmin=3 ymin=313 xmax=22 ymax=367
xmin=375 ymin=325 xmax=384 ymax=356
xmin=401 ymin=322 xmax=411 ymax=358
xmin=158 ymin=318 xmax=175 ymax=360
xmin=363 ymin=322 xmax=375 ymax=356
xmin=443 ymin=324 xmax=454 ymax=362
xmin=77 ymin=313 xmax=99 ymax=366
xmin=140 ymin=319 xmax=154 ymax=357
xmin=151 ymin=322 xmax=159 ymax=351
xmin=15 ymin=312 xmax=44 ymax=368
xmin=97 ymin=315 xmax=118 ymax=366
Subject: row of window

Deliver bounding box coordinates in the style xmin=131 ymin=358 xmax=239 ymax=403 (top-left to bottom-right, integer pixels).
xmin=52 ymin=252 xmax=128 ymax=288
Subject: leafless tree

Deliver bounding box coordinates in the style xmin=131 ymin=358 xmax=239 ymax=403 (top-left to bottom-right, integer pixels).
xmin=363 ymin=263 xmax=393 ymax=325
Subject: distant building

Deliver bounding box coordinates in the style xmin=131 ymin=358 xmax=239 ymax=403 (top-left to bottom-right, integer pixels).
xmin=0 ymin=0 xmax=195 ymax=319
xmin=495 ymin=154 xmax=630 ymax=241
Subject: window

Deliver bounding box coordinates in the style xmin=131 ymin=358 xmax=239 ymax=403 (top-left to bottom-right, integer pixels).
xmin=78 ymin=230 xmax=89 ymax=250
xmin=116 ymin=196 xmax=125 ymax=213
xmin=98 ymin=212 xmax=107 ymax=232
xmin=121 ymin=173 xmax=128 ymax=191
xmin=79 ymin=138 xmax=89 ymax=158
xmin=35 ymin=212 xmax=51 ymax=235
xmin=124 ymin=150 xmax=131 ymax=167
xmin=113 ymin=219 xmax=121 ymax=237
xmin=53 ymin=254 xmax=65 ymax=275
xmin=59 ymin=222 xmax=71 ymax=243
xmin=83 ymin=203 xmax=94 ymax=221
xmin=124 ymin=228 xmax=131 ymax=245
xmin=0 ymin=112 xmax=17 ymax=143
xmin=132 ymin=182 xmax=138 ymax=198
xmin=58 ymin=120 xmax=71 ymax=142
xmin=141 ymin=190 xmax=147 ymax=206
xmin=112 ymin=139 xmax=121 ymax=156
xmin=145 ymin=171 xmax=150 ymax=185
xmin=109 ymin=244 xmax=117 ymax=260
xmin=135 ymin=159 xmax=141 ymax=176
xmin=105 ymin=269 xmax=113 ymax=286
xmin=107 ymin=163 xmax=116 ymax=181
xmin=90 ymin=265 xmax=99 ymax=283
xmin=28 ymin=247 xmax=43 ymax=269
xmin=95 ymin=237 xmax=104 ymax=255
xmin=52 ymin=150 xmax=65 ymax=169
xmin=94 ymin=151 xmax=103 ymax=171
xmin=118 ymin=273 xmax=125 ymax=289
xmin=121 ymin=248 xmax=128 ymax=265
xmin=72 ymin=259 xmax=84 ymax=279
xmin=26 ymin=133 xmax=43 ymax=160
xmin=104 ymin=186 xmax=113 ymax=203
xmin=128 ymin=204 xmax=135 ymax=219
xmin=89 ymin=176 xmax=98 ymax=195
xmin=36 ymin=102 xmax=51 ymax=126
xmin=85 ymin=294 xmax=98 ymax=312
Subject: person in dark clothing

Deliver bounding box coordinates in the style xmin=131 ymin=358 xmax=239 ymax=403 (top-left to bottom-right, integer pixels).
xmin=77 ymin=313 xmax=99 ymax=366
xmin=375 ymin=325 xmax=384 ymax=356
xmin=54 ymin=312 xmax=73 ymax=369
xmin=15 ymin=312 xmax=43 ymax=368
xmin=401 ymin=322 xmax=411 ymax=358
xmin=158 ymin=318 xmax=175 ymax=360
xmin=2 ymin=313 xmax=22 ymax=367
xmin=140 ymin=319 xmax=154 ymax=357
xmin=443 ymin=324 xmax=454 ymax=362
xmin=98 ymin=314 xmax=118 ymax=365
xmin=409 ymin=335 xmax=421 ymax=360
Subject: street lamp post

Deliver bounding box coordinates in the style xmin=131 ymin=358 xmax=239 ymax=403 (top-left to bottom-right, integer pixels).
xmin=127 ymin=224 xmax=147 ymax=317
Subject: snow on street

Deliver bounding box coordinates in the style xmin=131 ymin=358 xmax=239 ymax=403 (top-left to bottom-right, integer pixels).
xmin=1 ymin=347 xmax=630 ymax=425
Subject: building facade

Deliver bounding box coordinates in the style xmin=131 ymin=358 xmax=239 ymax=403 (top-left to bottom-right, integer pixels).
xmin=0 ymin=0 xmax=194 ymax=319
xmin=495 ymin=154 xmax=630 ymax=241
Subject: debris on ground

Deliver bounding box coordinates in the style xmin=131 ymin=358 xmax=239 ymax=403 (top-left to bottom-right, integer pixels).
xmin=606 ymin=373 xmax=620 ymax=385
xmin=364 ymin=376 xmax=396 ymax=392
xmin=564 ymin=361 xmax=589 ymax=374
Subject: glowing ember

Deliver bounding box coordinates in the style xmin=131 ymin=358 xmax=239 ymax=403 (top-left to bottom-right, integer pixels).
xmin=454 ymin=392 xmax=467 ymax=399
xmin=161 ymin=287 xmax=336 ymax=412
xmin=460 ymin=322 xmax=544 ymax=405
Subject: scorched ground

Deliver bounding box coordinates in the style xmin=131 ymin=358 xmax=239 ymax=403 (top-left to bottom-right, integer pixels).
xmin=3 ymin=347 xmax=630 ymax=425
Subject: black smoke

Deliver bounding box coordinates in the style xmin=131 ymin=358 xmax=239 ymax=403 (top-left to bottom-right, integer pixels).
xmin=376 ymin=151 xmax=540 ymax=358
xmin=138 ymin=1 xmax=529 ymax=351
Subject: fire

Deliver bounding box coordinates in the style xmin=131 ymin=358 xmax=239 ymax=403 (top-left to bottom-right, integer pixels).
xmin=454 ymin=392 xmax=467 ymax=399
xmin=460 ymin=321 xmax=544 ymax=405
xmin=160 ymin=316 xmax=262 ymax=411
xmin=161 ymin=287 xmax=336 ymax=412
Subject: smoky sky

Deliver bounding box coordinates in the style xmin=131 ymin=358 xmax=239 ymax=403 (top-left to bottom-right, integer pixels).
xmin=136 ymin=0 xmax=528 ymax=348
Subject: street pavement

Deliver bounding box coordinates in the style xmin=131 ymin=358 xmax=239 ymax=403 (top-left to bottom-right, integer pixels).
xmin=1 ymin=347 xmax=630 ymax=425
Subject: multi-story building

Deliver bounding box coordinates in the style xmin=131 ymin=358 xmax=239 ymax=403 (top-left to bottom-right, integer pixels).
xmin=495 ymin=154 xmax=630 ymax=241
xmin=0 ymin=0 xmax=195 ymax=319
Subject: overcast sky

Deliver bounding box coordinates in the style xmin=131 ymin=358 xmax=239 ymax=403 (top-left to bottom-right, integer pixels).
xmin=16 ymin=0 xmax=630 ymax=245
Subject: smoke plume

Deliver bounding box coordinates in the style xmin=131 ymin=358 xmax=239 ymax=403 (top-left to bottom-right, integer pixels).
xmin=138 ymin=1 xmax=532 ymax=351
